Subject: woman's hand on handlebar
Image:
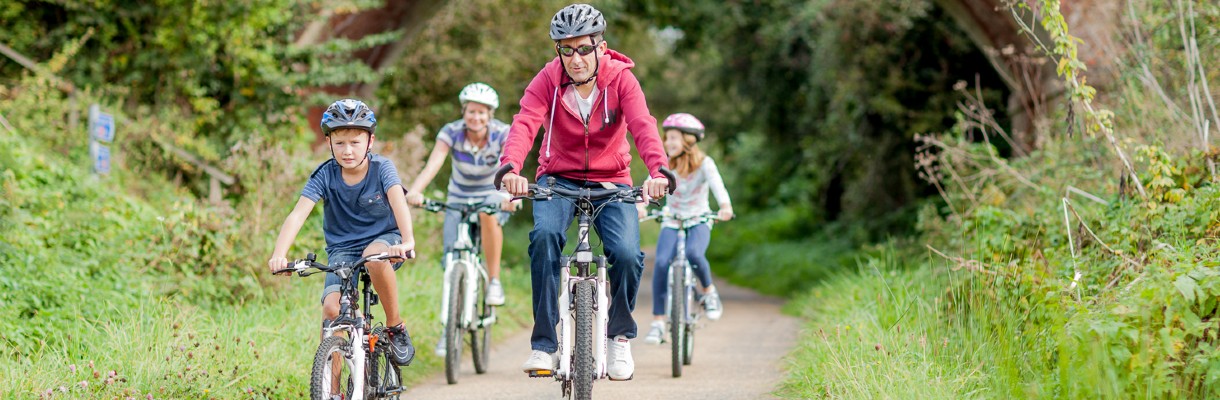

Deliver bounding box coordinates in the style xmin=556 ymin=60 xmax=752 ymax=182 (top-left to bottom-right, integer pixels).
xmin=501 ymin=172 xmax=530 ymax=197
xmin=501 ymin=198 xmax=522 ymax=212
xmin=405 ymin=192 xmax=425 ymax=207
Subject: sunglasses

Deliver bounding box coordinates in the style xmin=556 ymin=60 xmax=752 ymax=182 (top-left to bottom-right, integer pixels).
xmin=556 ymin=41 xmax=600 ymax=57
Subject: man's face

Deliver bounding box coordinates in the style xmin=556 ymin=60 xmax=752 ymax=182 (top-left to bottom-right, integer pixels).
xmin=556 ymin=35 xmax=605 ymax=84
xmin=328 ymin=129 xmax=371 ymax=169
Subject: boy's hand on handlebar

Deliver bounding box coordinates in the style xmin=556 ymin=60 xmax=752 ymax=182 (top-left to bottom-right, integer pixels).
xmin=405 ymin=192 xmax=424 ymax=207
xmin=643 ymin=177 xmax=670 ymax=200
xmin=502 ymin=172 xmax=529 ymax=197
xmin=388 ymin=242 xmax=415 ymax=259
xmin=268 ymin=256 xmax=289 ymax=274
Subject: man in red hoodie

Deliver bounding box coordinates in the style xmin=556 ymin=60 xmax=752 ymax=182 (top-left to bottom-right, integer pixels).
xmin=498 ymin=3 xmax=670 ymax=382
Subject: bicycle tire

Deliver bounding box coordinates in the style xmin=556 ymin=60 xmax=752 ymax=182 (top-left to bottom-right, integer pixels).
xmin=310 ymin=335 xmax=355 ymax=400
xmin=471 ymin=271 xmax=491 ymax=374
xmin=669 ymin=261 xmax=686 ymax=378
xmin=368 ymin=326 xmax=403 ymax=399
xmin=573 ymin=279 xmax=596 ymax=400
xmin=445 ymin=266 xmax=466 ymax=384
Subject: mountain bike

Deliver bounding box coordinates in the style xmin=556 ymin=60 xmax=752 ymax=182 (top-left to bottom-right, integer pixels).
xmin=495 ymin=164 xmax=675 ymax=400
xmin=419 ymin=198 xmax=501 ymax=384
xmin=641 ymin=211 xmax=721 ymax=377
xmin=275 ymin=251 xmax=414 ymax=400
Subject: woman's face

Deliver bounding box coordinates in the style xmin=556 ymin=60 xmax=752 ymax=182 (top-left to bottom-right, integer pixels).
xmin=664 ymin=129 xmax=687 ymax=157
xmin=463 ymin=102 xmax=492 ymax=135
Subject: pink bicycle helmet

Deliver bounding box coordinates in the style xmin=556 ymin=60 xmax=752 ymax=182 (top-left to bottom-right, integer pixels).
xmin=661 ymin=113 xmax=705 ymax=141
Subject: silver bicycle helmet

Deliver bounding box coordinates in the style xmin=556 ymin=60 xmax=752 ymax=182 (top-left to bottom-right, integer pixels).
xmin=550 ymin=4 xmax=606 ymax=40
xmin=458 ymin=82 xmax=499 ymax=110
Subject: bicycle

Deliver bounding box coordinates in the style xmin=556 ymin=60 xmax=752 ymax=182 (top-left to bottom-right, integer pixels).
xmin=494 ymin=164 xmax=675 ymax=400
xmin=274 ymin=251 xmax=414 ymax=400
xmin=640 ymin=211 xmax=722 ymax=377
xmin=419 ymin=198 xmax=502 ymax=384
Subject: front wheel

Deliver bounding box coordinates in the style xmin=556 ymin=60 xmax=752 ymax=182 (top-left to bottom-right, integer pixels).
xmin=445 ymin=266 xmax=466 ymax=384
xmin=669 ymin=261 xmax=687 ymax=378
xmin=310 ymin=336 xmax=355 ymax=400
xmin=572 ymin=279 xmax=596 ymax=400
xmin=471 ymin=272 xmax=491 ymax=374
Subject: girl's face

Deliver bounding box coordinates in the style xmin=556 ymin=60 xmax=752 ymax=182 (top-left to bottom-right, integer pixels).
xmin=329 ymin=129 xmax=372 ymax=169
xmin=463 ymin=102 xmax=492 ymax=135
xmin=664 ymin=129 xmax=687 ymax=157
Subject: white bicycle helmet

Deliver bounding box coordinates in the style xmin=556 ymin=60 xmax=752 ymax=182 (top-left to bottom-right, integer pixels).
xmin=550 ymin=4 xmax=606 ymax=40
xmin=458 ymin=82 xmax=499 ymax=111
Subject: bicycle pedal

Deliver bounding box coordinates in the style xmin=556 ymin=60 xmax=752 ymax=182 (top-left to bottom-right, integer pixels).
xmin=527 ymin=369 xmax=555 ymax=378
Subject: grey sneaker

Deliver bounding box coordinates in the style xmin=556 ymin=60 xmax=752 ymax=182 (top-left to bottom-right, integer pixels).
xmin=607 ymin=335 xmax=634 ymax=380
xmin=703 ymin=289 xmax=723 ymax=321
xmin=486 ymin=279 xmax=506 ymax=306
xmin=521 ymin=350 xmax=557 ymax=373
xmin=643 ymin=321 xmax=665 ymax=345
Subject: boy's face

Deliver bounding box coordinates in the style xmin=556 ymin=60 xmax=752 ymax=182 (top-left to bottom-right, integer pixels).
xmin=463 ymin=102 xmax=492 ymax=135
xmin=329 ymin=129 xmax=372 ymax=169
xmin=664 ymin=129 xmax=687 ymax=157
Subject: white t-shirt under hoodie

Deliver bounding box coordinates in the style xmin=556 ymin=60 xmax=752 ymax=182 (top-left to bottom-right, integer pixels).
xmin=663 ymin=155 xmax=731 ymax=229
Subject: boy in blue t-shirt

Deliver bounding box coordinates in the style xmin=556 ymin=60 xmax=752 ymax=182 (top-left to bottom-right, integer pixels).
xmin=268 ymin=99 xmax=418 ymax=365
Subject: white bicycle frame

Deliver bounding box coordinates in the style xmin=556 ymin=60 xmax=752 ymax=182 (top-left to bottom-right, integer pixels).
xmin=321 ymin=302 xmax=370 ymax=399
xmin=555 ymin=221 xmax=610 ymax=380
xmin=438 ymin=205 xmax=496 ymax=332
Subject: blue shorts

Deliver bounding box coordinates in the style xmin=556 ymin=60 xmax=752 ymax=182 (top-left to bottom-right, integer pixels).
xmin=321 ymin=232 xmax=403 ymax=303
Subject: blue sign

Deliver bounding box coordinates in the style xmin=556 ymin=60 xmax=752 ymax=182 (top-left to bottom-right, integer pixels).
xmin=91 ymin=141 xmax=111 ymax=174
xmin=88 ymin=104 xmax=115 ymax=142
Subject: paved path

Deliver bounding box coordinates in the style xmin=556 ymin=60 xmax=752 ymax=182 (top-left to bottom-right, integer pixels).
xmin=404 ymin=252 xmax=799 ymax=399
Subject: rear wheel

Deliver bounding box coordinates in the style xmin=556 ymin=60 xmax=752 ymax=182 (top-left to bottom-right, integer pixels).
xmin=368 ymin=327 xmax=403 ymax=399
xmin=310 ymin=335 xmax=354 ymax=400
xmin=445 ymin=266 xmax=466 ymax=384
xmin=669 ymin=261 xmax=687 ymax=378
xmin=471 ymin=271 xmax=491 ymax=374
xmin=573 ymin=280 xmax=595 ymax=400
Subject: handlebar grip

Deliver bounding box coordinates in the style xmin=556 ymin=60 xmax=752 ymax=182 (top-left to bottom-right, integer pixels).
xmin=658 ymin=167 xmax=678 ymax=194
xmin=493 ymin=163 xmax=514 ymax=190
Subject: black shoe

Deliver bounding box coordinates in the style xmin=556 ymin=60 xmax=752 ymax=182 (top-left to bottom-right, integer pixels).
xmin=386 ymin=323 xmax=416 ymax=366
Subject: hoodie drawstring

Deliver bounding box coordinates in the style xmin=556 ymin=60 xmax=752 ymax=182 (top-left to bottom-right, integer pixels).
xmin=603 ymin=90 xmax=609 ymax=126
xmin=546 ymin=87 xmax=558 ymax=158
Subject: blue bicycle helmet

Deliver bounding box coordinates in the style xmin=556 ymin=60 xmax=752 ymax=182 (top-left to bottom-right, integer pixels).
xmin=321 ymin=99 xmax=377 ymax=135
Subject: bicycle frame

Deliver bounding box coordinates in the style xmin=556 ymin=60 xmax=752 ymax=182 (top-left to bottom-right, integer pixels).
xmin=555 ymin=199 xmax=611 ymax=381
xmin=429 ymin=201 xmax=499 ymax=333
xmin=665 ymin=214 xmax=717 ymax=327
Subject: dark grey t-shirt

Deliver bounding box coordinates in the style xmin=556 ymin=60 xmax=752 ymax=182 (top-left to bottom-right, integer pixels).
xmin=301 ymin=154 xmax=403 ymax=253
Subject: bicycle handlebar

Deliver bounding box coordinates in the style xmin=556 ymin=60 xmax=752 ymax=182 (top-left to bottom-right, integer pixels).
xmin=493 ymin=163 xmax=678 ymax=195
xmin=420 ymin=198 xmax=503 ymax=215
xmin=272 ymin=251 xmax=415 ymax=276
xmin=639 ymin=211 xmax=725 ymax=224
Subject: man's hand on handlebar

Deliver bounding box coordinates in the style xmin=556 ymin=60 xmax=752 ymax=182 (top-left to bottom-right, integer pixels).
xmin=501 ymin=171 xmax=529 ymax=197
xmin=643 ymin=177 xmax=670 ymax=200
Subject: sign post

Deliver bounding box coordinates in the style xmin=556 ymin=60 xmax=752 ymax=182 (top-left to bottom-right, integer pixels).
xmin=88 ymin=104 xmax=115 ymax=174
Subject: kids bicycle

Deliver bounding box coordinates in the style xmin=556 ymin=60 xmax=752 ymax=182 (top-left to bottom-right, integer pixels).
xmin=419 ymin=198 xmax=501 ymax=384
xmin=641 ymin=211 xmax=722 ymax=377
xmin=495 ymin=164 xmax=675 ymax=400
xmin=275 ymin=251 xmax=414 ymax=400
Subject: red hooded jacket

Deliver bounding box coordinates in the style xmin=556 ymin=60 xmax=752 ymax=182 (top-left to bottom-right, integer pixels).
xmin=499 ymin=49 xmax=668 ymax=185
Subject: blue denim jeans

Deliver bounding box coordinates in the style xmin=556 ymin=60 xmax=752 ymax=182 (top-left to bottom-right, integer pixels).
xmin=529 ymin=175 xmax=644 ymax=353
xmin=651 ymin=224 xmax=713 ymax=316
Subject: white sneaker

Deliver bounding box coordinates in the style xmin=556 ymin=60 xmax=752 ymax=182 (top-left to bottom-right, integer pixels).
xmin=606 ymin=335 xmax=634 ymax=380
xmin=486 ymin=279 xmax=506 ymax=306
xmin=521 ymin=350 xmax=557 ymax=373
xmin=434 ymin=337 xmax=446 ymax=357
xmin=703 ymin=289 xmax=723 ymax=321
xmin=643 ymin=321 xmax=665 ymax=345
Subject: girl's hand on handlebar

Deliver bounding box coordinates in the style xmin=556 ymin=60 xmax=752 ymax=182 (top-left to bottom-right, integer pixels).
xmin=268 ymin=256 xmax=289 ymax=274
xmin=635 ymin=202 xmax=648 ymax=219
xmin=717 ymin=206 xmax=734 ymax=222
